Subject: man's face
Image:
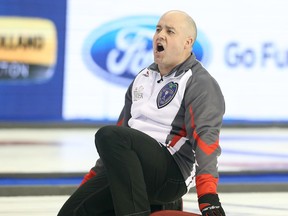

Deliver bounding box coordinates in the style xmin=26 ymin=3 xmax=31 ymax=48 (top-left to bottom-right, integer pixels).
xmin=153 ymin=13 xmax=190 ymax=72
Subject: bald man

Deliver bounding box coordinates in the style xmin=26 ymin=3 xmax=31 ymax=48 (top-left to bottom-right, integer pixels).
xmin=58 ymin=10 xmax=225 ymax=216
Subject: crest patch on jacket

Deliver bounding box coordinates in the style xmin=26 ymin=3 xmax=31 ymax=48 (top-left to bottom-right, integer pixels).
xmin=157 ymin=82 xmax=178 ymax=109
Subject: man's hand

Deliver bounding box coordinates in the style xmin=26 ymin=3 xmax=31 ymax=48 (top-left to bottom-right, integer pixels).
xmin=198 ymin=194 xmax=225 ymax=216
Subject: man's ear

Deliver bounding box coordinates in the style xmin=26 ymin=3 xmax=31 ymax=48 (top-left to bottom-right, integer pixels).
xmin=185 ymin=36 xmax=194 ymax=49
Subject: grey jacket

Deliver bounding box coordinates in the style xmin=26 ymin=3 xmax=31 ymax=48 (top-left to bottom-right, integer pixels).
xmin=94 ymin=53 xmax=225 ymax=196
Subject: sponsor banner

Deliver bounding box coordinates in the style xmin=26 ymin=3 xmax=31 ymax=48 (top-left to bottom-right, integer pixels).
xmin=0 ymin=17 xmax=57 ymax=82
xmin=0 ymin=0 xmax=66 ymax=120
xmin=63 ymin=0 xmax=288 ymax=123
xmin=1 ymin=0 xmax=286 ymax=124
xmin=0 ymin=17 xmax=56 ymax=66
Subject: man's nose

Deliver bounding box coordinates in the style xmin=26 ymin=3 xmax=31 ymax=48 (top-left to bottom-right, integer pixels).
xmin=156 ymin=31 xmax=165 ymax=40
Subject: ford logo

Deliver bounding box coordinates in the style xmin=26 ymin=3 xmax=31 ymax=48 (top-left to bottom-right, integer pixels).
xmin=83 ymin=16 xmax=210 ymax=86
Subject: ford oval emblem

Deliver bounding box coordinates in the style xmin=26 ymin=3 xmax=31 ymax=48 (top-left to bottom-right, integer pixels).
xmin=83 ymin=16 xmax=158 ymax=87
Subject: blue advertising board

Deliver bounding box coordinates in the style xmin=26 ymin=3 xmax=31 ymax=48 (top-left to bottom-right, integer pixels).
xmin=1 ymin=0 xmax=288 ymax=125
xmin=0 ymin=0 xmax=66 ymax=121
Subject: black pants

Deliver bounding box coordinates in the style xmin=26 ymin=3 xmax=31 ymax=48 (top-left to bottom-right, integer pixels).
xmin=58 ymin=126 xmax=187 ymax=216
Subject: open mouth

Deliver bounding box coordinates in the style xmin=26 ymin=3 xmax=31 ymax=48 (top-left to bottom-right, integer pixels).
xmin=156 ymin=44 xmax=164 ymax=52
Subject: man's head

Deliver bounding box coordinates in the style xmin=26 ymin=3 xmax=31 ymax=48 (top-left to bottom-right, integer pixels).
xmin=153 ymin=10 xmax=197 ymax=75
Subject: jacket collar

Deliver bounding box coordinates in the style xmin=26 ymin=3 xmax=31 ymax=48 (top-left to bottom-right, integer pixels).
xmin=148 ymin=53 xmax=197 ymax=77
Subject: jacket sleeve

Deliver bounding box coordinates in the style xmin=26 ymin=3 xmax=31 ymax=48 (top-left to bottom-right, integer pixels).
xmin=184 ymin=70 xmax=225 ymax=198
xmin=116 ymin=81 xmax=133 ymax=126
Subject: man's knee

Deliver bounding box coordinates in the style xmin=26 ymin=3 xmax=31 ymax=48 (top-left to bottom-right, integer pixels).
xmin=95 ymin=125 xmax=124 ymax=151
xmin=95 ymin=126 xmax=113 ymax=149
